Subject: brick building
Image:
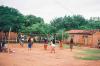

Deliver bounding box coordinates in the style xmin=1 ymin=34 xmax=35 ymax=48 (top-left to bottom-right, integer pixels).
xmin=0 ymin=32 xmax=17 ymax=41
xmin=66 ymin=30 xmax=100 ymax=47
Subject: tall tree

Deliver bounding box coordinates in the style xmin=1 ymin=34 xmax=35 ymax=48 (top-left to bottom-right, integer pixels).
xmin=0 ymin=5 xmax=24 ymax=32
xmin=24 ymin=15 xmax=44 ymax=27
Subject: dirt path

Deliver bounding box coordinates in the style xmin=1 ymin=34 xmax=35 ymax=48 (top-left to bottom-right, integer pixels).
xmin=0 ymin=43 xmax=100 ymax=66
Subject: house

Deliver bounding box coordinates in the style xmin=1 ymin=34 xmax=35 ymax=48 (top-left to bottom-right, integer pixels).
xmin=0 ymin=32 xmax=17 ymax=41
xmin=66 ymin=30 xmax=100 ymax=47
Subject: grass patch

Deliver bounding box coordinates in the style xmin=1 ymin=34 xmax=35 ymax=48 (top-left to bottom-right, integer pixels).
xmin=63 ymin=44 xmax=69 ymax=49
xmin=83 ymin=49 xmax=100 ymax=54
xmin=76 ymin=56 xmax=100 ymax=60
xmin=75 ymin=49 xmax=100 ymax=60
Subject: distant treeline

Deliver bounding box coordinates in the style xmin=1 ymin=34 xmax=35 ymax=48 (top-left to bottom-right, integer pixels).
xmin=0 ymin=5 xmax=100 ymax=35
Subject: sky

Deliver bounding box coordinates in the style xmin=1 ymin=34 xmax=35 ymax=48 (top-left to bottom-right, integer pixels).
xmin=0 ymin=0 xmax=100 ymax=23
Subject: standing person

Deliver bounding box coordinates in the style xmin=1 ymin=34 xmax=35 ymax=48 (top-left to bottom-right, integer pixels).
xmin=20 ymin=34 xmax=25 ymax=47
xmin=50 ymin=40 xmax=56 ymax=53
xmin=28 ymin=37 xmax=33 ymax=51
xmin=98 ymin=40 xmax=100 ymax=49
xmin=44 ymin=38 xmax=48 ymax=50
xmin=1 ymin=36 xmax=7 ymax=51
xmin=70 ymin=38 xmax=74 ymax=51
xmin=19 ymin=34 xmax=25 ymax=47
xmin=17 ymin=33 xmax=21 ymax=43
xmin=59 ymin=40 xmax=63 ymax=48
xmin=17 ymin=33 xmax=23 ymax=47
xmin=52 ymin=38 xmax=55 ymax=44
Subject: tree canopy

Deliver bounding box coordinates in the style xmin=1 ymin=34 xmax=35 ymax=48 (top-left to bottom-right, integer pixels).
xmin=1 ymin=5 xmax=100 ymax=37
xmin=0 ymin=5 xmax=24 ymax=32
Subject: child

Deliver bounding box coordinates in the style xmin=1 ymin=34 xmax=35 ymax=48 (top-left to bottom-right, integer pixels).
xmin=44 ymin=38 xmax=48 ymax=50
xmin=59 ymin=40 xmax=63 ymax=48
xmin=28 ymin=37 xmax=33 ymax=51
xmin=70 ymin=38 xmax=74 ymax=51
xmin=50 ymin=40 xmax=56 ymax=53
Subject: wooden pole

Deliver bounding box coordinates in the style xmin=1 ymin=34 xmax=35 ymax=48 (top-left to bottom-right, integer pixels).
xmin=8 ymin=27 xmax=11 ymax=53
xmin=62 ymin=31 xmax=63 ymax=41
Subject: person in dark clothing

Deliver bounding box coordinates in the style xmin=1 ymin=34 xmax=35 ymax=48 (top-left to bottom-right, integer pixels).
xmin=28 ymin=37 xmax=33 ymax=51
xmin=52 ymin=38 xmax=55 ymax=44
xmin=70 ymin=38 xmax=74 ymax=51
xmin=2 ymin=37 xmax=6 ymax=48
xmin=1 ymin=36 xmax=7 ymax=51
xmin=0 ymin=35 xmax=7 ymax=52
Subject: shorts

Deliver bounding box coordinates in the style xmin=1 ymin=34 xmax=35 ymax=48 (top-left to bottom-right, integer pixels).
xmin=28 ymin=43 xmax=32 ymax=48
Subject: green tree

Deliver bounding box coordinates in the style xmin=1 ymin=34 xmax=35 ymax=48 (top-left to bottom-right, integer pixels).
xmin=56 ymin=29 xmax=69 ymax=41
xmin=0 ymin=5 xmax=24 ymax=32
xmin=24 ymin=15 xmax=44 ymax=27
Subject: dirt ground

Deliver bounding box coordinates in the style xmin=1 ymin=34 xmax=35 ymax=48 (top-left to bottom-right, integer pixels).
xmin=0 ymin=43 xmax=100 ymax=66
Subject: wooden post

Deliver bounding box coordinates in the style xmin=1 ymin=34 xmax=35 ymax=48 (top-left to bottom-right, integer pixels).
xmin=8 ymin=27 xmax=11 ymax=53
xmin=62 ymin=31 xmax=63 ymax=41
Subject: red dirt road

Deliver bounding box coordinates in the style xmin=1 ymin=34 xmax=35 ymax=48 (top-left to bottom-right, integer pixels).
xmin=0 ymin=43 xmax=100 ymax=66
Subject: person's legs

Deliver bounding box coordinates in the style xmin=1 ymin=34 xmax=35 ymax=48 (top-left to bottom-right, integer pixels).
xmin=44 ymin=44 xmax=46 ymax=50
xmin=51 ymin=48 xmax=53 ymax=53
xmin=28 ymin=44 xmax=32 ymax=51
xmin=70 ymin=44 xmax=73 ymax=51
xmin=51 ymin=49 xmax=52 ymax=53
xmin=53 ymin=48 xmax=55 ymax=53
xmin=19 ymin=40 xmax=23 ymax=47
xmin=70 ymin=46 xmax=73 ymax=51
xmin=44 ymin=44 xmax=47 ymax=50
xmin=51 ymin=47 xmax=55 ymax=53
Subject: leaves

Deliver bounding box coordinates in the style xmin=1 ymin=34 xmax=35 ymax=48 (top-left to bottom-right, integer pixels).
xmin=0 ymin=5 xmax=24 ymax=32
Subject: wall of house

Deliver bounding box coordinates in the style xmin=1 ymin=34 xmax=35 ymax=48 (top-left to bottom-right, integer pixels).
xmin=66 ymin=30 xmax=100 ymax=47
xmin=9 ymin=32 xmax=17 ymax=40
xmin=0 ymin=32 xmax=17 ymax=41
xmin=86 ymin=35 xmax=93 ymax=47
xmin=67 ymin=34 xmax=93 ymax=46
xmin=66 ymin=34 xmax=85 ymax=45
xmin=73 ymin=34 xmax=83 ymax=45
xmin=92 ymin=32 xmax=100 ymax=47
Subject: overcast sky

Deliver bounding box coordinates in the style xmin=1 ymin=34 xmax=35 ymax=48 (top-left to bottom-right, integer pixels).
xmin=0 ymin=0 xmax=100 ymax=23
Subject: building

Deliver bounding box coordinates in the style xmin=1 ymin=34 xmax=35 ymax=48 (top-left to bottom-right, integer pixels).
xmin=0 ymin=32 xmax=17 ymax=41
xmin=66 ymin=30 xmax=100 ymax=47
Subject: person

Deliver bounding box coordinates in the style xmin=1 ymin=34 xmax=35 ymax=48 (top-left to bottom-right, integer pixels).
xmin=59 ymin=40 xmax=63 ymax=48
xmin=1 ymin=36 xmax=7 ymax=52
xmin=20 ymin=34 xmax=25 ymax=47
xmin=70 ymin=38 xmax=74 ymax=51
xmin=28 ymin=37 xmax=33 ymax=51
xmin=98 ymin=40 xmax=100 ymax=49
xmin=18 ymin=34 xmax=24 ymax=47
xmin=50 ymin=40 xmax=56 ymax=53
xmin=17 ymin=33 xmax=21 ymax=43
xmin=44 ymin=38 xmax=48 ymax=50
xmin=52 ymin=38 xmax=56 ymax=44
xmin=2 ymin=36 xmax=6 ymax=49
